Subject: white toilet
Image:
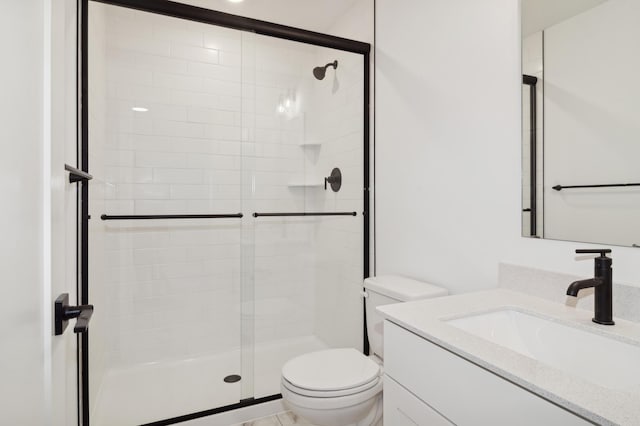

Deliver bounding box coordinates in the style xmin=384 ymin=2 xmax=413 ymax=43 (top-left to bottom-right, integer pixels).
xmin=280 ymin=275 xmax=448 ymax=426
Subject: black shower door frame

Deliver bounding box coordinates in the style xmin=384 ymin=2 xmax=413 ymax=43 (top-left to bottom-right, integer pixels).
xmin=78 ymin=0 xmax=371 ymax=424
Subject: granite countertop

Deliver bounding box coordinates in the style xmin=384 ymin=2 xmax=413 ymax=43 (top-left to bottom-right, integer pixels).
xmin=377 ymin=289 xmax=640 ymax=426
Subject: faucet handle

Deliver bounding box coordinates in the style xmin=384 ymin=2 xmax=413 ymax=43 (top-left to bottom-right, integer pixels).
xmin=576 ymin=248 xmax=612 ymax=257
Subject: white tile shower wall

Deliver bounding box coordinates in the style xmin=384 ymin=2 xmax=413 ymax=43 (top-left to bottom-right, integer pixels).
xmin=307 ymin=46 xmax=365 ymax=349
xmin=246 ymin=34 xmax=320 ymax=346
xmin=314 ymin=0 xmax=375 ymax=348
xmin=95 ymin=5 xmax=318 ymax=367
xmin=97 ymin=5 xmax=240 ymax=367
xmin=306 ymin=0 xmax=372 ymax=350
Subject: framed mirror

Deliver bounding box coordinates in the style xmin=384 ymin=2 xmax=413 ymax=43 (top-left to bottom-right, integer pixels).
xmin=521 ymin=0 xmax=640 ymax=247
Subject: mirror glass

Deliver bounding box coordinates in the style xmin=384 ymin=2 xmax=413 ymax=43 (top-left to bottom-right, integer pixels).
xmin=521 ymin=0 xmax=640 ymax=247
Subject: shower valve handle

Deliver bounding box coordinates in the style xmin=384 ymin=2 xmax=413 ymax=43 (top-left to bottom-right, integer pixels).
xmin=324 ymin=168 xmax=342 ymax=192
xmin=324 ymin=176 xmax=332 ymax=190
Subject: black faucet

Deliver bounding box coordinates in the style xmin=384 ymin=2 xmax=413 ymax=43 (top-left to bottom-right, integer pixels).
xmin=566 ymin=249 xmax=614 ymax=325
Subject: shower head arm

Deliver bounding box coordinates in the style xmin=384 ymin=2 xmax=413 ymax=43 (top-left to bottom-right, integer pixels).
xmin=325 ymin=60 xmax=338 ymax=70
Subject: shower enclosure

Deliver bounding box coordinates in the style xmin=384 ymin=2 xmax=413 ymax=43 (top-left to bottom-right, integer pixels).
xmin=79 ymin=1 xmax=370 ymax=424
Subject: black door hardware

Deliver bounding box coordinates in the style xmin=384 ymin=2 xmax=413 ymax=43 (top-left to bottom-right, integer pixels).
xmin=553 ymin=182 xmax=640 ymax=191
xmin=65 ymin=164 xmax=93 ymax=183
xmin=324 ymin=167 xmax=342 ymax=192
xmin=566 ymin=249 xmax=614 ymax=325
xmin=101 ymin=213 xmax=243 ymax=220
xmin=253 ymin=211 xmax=356 ymax=218
xmin=522 ymin=74 xmax=538 ymax=237
xmin=55 ymin=293 xmax=94 ymax=335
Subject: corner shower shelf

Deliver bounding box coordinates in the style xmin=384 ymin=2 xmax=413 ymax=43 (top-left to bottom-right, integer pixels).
xmin=287 ymin=181 xmax=324 ymax=188
xmin=299 ymin=142 xmax=321 ymax=148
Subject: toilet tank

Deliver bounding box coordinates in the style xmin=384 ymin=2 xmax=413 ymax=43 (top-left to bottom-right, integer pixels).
xmin=364 ymin=275 xmax=448 ymax=359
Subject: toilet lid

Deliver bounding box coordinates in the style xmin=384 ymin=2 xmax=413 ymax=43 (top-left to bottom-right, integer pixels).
xmin=282 ymin=348 xmax=380 ymax=392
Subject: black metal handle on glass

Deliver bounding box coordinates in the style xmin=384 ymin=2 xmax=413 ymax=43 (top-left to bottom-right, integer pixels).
xmin=55 ymin=293 xmax=94 ymax=335
xmin=522 ymin=74 xmax=538 ymax=237
xmin=101 ymin=213 xmax=243 ymax=220
xmin=566 ymin=249 xmax=614 ymax=325
xmin=553 ymin=182 xmax=640 ymax=191
xmin=253 ymin=211 xmax=356 ymax=218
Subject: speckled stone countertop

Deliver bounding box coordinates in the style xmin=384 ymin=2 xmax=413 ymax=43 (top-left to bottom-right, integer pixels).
xmin=377 ymin=289 xmax=640 ymax=426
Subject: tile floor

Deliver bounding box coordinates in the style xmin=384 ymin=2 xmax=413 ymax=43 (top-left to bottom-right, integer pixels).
xmin=234 ymin=411 xmax=317 ymax=426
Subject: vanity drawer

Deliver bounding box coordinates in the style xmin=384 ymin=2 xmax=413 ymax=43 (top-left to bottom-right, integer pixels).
xmin=384 ymin=321 xmax=593 ymax=426
xmin=384 ymin=374 xmax=453 ymax=426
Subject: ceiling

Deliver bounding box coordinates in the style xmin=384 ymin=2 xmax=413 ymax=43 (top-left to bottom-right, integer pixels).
xmin=176 ymin=0 xmax=361 ymax=33
xmin=522 ymin=0 xmax=609 ymax=36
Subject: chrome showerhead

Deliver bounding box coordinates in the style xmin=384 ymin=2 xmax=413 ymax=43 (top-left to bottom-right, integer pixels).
xmin=313 ymin=60 xmax=338 ymax=80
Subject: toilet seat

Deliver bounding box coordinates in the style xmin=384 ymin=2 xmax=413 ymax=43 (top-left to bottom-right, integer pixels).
xmin=282 ymin=375 xmax=380 ymax=398
xmin=281 ymin=348 xmax=380 ymax=395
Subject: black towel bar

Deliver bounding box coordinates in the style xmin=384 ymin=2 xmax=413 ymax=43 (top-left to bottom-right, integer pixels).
xmin=252 ymin=212 xmax=357 ymax=218
xmin=100 ymin=213 xmax=243 ymax=220
xmin=553 ymin=183 xmax=640 ymax=191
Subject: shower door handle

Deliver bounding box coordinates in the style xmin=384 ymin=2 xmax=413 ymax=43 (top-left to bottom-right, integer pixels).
xmin=54 ymin=293 xmax=94 ymax=335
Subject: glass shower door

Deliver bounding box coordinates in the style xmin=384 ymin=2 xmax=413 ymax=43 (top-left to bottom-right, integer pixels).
xmin=83 ymin=1 xmax=369 ymax=423
xmin=86 ymin=3 xmax=251 ymax=424
xmin=243 ymin=34 xmax=366 ymax=399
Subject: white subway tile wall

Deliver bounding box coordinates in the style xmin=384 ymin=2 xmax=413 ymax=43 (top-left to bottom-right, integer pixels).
xmin=89 ymin=1 xmax=365 ymax=409
xmin=96 ymin=5 xmax=237 ymax=367
xmin=307 ymin=48 xmax=365 ymax=349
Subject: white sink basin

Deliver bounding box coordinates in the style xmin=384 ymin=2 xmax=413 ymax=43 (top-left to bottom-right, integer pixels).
xmin=447 ymin=309 xmax=640 ymax=391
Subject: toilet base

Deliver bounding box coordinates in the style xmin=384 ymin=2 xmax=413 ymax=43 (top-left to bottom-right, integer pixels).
xmin=283 ymin=392 xmax=382 ymax=426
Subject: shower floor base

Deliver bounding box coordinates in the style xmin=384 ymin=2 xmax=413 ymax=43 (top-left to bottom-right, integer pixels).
xmin=92 ymin=335 xmax=329 ymax=426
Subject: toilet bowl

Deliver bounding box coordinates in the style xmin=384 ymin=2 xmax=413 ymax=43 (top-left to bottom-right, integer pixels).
xmin=281 ymin=275 xmax=447 ymax=426
xmin=281 ymin=348 xmax=383 ymax=426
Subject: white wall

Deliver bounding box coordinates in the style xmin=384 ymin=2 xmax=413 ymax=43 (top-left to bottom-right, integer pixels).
xmin=543 ymin=0 xmax=640 ymax=247
xmin=2 ymin=0 xmax=78 ymax=424
xmin=0 ymin=1 xmax=46 ymax=423
xmin=376 ymin=0 xmax=640 ymax=295
xmin=521 ymin=0 xmax=607 ymax=36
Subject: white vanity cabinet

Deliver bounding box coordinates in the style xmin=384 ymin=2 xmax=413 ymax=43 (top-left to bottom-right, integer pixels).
xmin=384 ymin=374 xmax=453 ymax=425
xmin=383 ymin=321 xmax=595 ymax=426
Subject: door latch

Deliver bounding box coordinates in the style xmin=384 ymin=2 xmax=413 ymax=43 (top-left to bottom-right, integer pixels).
xmin=55 ymin=293 xmax=94 ymax=335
